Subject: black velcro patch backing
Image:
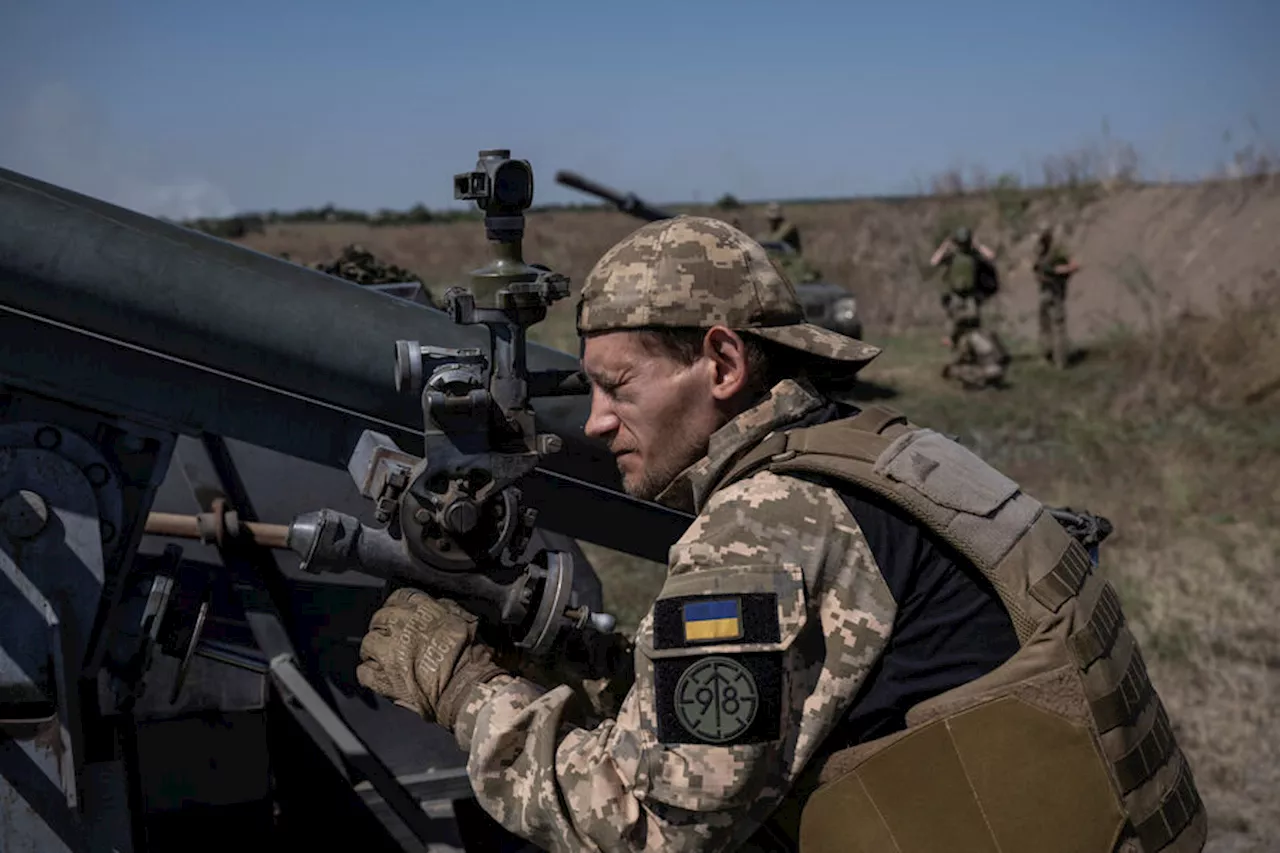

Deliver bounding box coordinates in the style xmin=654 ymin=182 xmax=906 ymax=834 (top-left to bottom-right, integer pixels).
xmin=653 ymin=652 xmax=783 ymax=746
xmin=652 ymin=593 xmax=779 ymax=651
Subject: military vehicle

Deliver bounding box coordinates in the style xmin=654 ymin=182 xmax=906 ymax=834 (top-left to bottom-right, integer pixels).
xmin=0 ymin=150 xmax=690 ymax=852
xmin=555 ymin=170 xmax=864 ymax=341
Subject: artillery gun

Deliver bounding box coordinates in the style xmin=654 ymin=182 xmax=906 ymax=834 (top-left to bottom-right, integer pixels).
xmin=284 ymin=150 xmax=621 ymax=657
xmin=0 ymin=151 xmax=692 ymax=851
xmin=556 ymin=170 xmax=864 ymax=340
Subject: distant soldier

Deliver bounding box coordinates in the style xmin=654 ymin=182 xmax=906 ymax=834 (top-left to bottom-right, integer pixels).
xmin=765 ymin=202 xmax=801 ymax=255
xmin=1032 ymin=223 xmax=1081 ymax=368
xmin=941 ymin=322 xmax=1011 ymax=390
xmin=931 ymin=225 xmax=998 ymax=306
xmin=759 ymin=202 xmax=819 ymax=283
xmin=929 ymin=227 xmax=1007 ymax=388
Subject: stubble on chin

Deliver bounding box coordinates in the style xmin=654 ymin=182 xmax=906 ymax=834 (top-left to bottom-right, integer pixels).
xmin=621 ymin=446 xmax=703 ymax=502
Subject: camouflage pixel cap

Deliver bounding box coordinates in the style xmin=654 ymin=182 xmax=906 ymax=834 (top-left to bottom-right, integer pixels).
xmin=576 ymin=216 xmax=880 ymax=367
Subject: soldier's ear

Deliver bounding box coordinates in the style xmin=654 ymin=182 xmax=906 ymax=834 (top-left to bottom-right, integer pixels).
xmin=702 ymin=326 xmax=750 ymax=402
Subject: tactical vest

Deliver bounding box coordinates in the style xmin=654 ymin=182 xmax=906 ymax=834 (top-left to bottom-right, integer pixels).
xmin=944 ymin=248 xmax=980 ymax=295
xmin=944 ymin=248 xmax=1000 ymax=304
xmin=725 ymin=405 xmax=1206 ymax=853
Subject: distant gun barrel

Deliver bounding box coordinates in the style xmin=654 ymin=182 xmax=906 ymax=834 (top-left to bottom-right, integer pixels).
xmin=555 ymin=170 xmax=674 ymax=223
xmin=0 ymin=166 xmax=691 ymax=562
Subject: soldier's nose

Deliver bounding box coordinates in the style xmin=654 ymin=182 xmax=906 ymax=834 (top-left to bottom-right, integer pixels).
xmin=584 ymin=396 xmax=619 ymax=440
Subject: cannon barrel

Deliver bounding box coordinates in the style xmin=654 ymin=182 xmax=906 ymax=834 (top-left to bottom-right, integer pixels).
xmin=555 ymin=170 xmax=674 ymax=223
xmin=0 ymin=166 xmax=691 ymax=561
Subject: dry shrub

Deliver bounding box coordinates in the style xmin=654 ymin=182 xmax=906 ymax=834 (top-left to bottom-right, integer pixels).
xmin=1048 ymin=293 xmax=1280 ymax=848
xmin=1107 ymin=284 xmax=1280 ymax=416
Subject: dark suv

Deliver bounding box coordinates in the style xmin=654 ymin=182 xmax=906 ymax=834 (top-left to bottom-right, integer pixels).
xmin=758 ymin=240 xmax=863 ymax=340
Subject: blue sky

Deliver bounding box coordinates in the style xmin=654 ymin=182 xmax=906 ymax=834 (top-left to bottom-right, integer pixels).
xmin=2 ymin=0 xmax=1276 ymax=219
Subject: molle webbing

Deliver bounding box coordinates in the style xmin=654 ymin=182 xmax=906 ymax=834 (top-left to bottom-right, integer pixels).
xmin=725 ymin=405 xmax=1206 ymax=852
xmin=1086 ymin=630 xmax=1156 ymax=734
xmin=1042 ymin=524 xmax=1205 ymax=850
xmin=1029 ymin=536 xmax=1094 ymax=609
xmin=1135 ymin=759 xmax=1205 ymax=852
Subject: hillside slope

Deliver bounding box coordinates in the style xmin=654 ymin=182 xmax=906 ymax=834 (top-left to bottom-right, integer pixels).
xmin=237 ymin=176 xmax=1280 ymax=353
xmin=236 ymin=179 xmax=1280 ymax=850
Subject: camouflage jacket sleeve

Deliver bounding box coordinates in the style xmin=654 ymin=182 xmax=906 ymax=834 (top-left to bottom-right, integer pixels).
xmin=450 ymin=471 xmax=898 ymax=852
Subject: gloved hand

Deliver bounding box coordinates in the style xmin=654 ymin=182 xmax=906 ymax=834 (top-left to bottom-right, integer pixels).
xmin=356 ymin=588 xmax=507 ymax=729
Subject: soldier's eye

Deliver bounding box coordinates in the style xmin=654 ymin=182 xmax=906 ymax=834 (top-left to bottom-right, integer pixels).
xmin=597 ymin=374 xmax=624 ymax=393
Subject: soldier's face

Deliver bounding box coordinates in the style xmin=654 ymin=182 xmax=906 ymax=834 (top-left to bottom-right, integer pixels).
xmin=581 ymin=331 xmax=725 ymax=500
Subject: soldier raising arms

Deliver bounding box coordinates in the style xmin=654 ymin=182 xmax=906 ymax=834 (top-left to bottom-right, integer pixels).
xmin=356 ymin=217 xmax=1205 ymax=853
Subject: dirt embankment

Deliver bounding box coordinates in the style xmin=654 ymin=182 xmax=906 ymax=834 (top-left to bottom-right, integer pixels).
xmin=237 ymin=181 xmax=1280 ymax=849
xmin=238 ymin=176 xmax=1280 ymax=351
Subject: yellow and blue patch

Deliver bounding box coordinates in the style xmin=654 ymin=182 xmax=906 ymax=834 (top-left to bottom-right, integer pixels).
xmin=653 ymin=592 xmax=778 ymax=650
xmin=682 ymin=598 xmax=743 ymax=643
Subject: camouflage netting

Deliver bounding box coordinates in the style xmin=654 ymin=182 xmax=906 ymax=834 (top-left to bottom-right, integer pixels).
xmin=309 ymin=244 xmax=424 ymax=285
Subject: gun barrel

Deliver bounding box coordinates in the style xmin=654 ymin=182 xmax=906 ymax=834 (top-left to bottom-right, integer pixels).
xmin=555 ymin=170 xmax=625 ymax=204
xmin=555 ymin=170 xmax=674 ymax=223
xmin=0 ymin=166 xmax=691 ymax=562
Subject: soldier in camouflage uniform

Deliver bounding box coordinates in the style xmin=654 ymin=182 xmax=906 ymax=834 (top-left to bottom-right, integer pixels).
xmin=929 ymin=227 xmax=1009 ymax=388
xmin=764 ymin=202 xmax=801 ymax=255
xmin=942 ymin=321 xmax=1011 ymax=389
xmin=356 ymin=217 xmax=1205 ymax=853
xmin=760 ymin=202 xmax=819 ymax=284
xmin=1033 ymin=223 xmax=1081 ymax=369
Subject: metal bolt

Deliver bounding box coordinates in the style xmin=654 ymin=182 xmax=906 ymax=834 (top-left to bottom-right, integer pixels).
xmin=413 ymin=508 xmax=431 ymax=525
xmin=84 ymin=463 xmax=110 ymax=487
xmin=0 ymin=490 xmax=50 ymax=540
xmin=537 ymin=434 xmax=563 ymax=456
xmin=34 ymin=427 xmax=61 ymax=449
xmin=442 ymin=500 xmax=479 ymax=535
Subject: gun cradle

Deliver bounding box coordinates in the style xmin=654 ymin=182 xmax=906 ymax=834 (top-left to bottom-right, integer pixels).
xmin=288 ymin=149 xmax=615 ymax=658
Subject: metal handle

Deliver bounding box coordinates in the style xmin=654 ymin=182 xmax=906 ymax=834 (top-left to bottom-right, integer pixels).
xmin=145 ymin=511 xmax=290 ymax=550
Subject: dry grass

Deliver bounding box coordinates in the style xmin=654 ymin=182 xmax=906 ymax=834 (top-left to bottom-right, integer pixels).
xmin=239 ymin=175 xmax=1280 ymax=358
xmin=234 ymin=179 xmax=1280 ymax=851
xmin=854 ymin=289 xmax=1280 ymax=851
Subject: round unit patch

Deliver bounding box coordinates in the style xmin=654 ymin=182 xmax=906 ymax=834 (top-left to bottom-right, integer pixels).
xmin=674 ymin=656 xmax=759 ymax=743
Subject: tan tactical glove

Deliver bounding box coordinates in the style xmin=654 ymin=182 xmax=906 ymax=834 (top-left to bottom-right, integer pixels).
xmin=356 ymin=588 xmax=507 ymax=729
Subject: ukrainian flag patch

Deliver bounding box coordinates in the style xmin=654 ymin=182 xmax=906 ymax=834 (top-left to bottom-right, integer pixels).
xmin=682 ymin=598 xmax=743 ymax=643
